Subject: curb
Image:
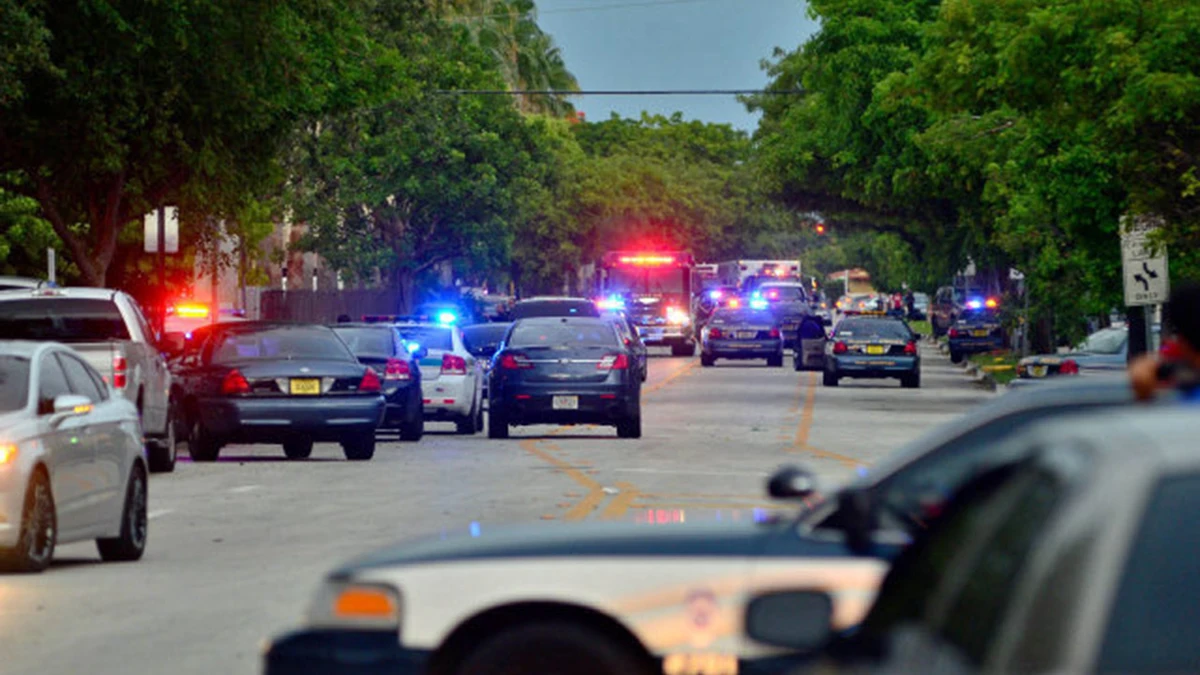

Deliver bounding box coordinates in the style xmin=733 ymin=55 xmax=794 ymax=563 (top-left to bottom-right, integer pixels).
xmin=963 ymin=361 xmax=998 ymax=392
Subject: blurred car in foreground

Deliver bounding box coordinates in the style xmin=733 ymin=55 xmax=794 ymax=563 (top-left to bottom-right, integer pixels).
xmin=393 ymin=322 xmax=484 ymax=435
xmin=0 ymin=341 xmax=147 ymax=572
xmin=489 ymin=316 xmax=642 ymax=438
xmin=262 ymin=379 xmax=1134 ymax=675
xmin=332 ymin=323 xmax=424 ymax=442
xmin=824 ymin=317 xmax=921 ymax=388
xmin=946 ymin=300 xmax=1005 ymax=364
xmin=700 ymin=305 xmax=784 ymax=367
xmin=173 ymin=322 xmax=385 ymax=461
xmin=782 ymin=408 xmax=1199 ymax=675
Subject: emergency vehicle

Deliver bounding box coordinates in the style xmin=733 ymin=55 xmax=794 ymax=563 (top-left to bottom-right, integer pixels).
xmin=595 ymin=251 xmax=697 ymax=357
xmin=716 ymin=260 xmax=802 ymax=296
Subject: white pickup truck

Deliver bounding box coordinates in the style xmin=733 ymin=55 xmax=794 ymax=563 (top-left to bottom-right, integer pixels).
xmin=0 ymin=287 xmax=177 ymax=472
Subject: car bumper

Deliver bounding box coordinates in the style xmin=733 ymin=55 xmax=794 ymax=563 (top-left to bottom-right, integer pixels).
xmin=949 ymin=336 xmax=1004 ymax=353
xmin=199 ymin=396 xmax=385 ymax=442
xmin=704 ymin=339 xmax=782 ymax=358
xmin=638 ymin=326 xmax=691 ymax=346
xmin=830 ymin=355 xmax=919 ymax=378
xmin=420 ymin=376 xmax=473 ymax=418
xmin=495 ymin=384 xmax=637 ymax=425
xmin=0 ymin=469 xmax=28 ymax=548
xmin=264 ymin=629 xmax=428 ymax=675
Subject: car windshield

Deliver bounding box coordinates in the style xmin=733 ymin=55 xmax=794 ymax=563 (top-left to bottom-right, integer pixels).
xmin=837 ymin=319 xmax=911 ymax=340
xmin=395 ymin=325 xmax=454 ymax=352
xmin=509 ymin=320 xmax=618 ymax=348
xmin=1076 ymin=328 xmax=1127 ymax=354
xmin=332 ymin=327 xmax=395 ymax=357
xmin=210 ymin=327 xmax=354 ymax=363
xmin=758 ymin=285 xmax=806 ymax=301
xmin=712 ymin=309 xmax=775 ymax=325
xmin=0 ymin=355 xmax=30 ymax=412
xmin=0 ymin=298 xmax=130 ymax=342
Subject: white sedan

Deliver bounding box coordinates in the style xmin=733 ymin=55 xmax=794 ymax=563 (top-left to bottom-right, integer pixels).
xmin=0 ymin=341 xmax=149 ymax=572
xmin=393 ymin=323 xmax=484 ymax=434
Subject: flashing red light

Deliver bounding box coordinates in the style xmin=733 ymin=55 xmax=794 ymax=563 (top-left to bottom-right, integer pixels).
xmin=174 ymin=303 xmax=210 ymax=319
xmin=709 ymin=328 xmax=723 ymax=339
xmin=815 ymin=223 xmax=826 ymax=234
xmin=769 ymin=327 xmax=781 ymax=338
xmin=767 ymin=290 xmax=779 ymax=299
xmin=985 ymin=298 xmax=999 ymax=309
xmin=384 ymin=358 xmax=412 ymax=381
xmin=359 ymin=368 xmax=382 ymax=393
xmin=499 ymin=353 xmax=534 ymax=370
xmin=618 ymin=254 xmax=676 ymax=266
xmin=221 ymin=369 xmax=251 ymax=395
xmin=112 ymin=355 xmax=128 ymax=390
xmin=1059 ymin=359 xmax=1080 ymax=375
xmin=441 ymin=354 xmax=468 ymax=376
xmin=598 ymin=354 xmax=630 ymax=370
xmin=833 ymin=341 xmax=849 ymax=355
xmin=904 ymin=341 xmax=918 ymax=356
xmin=728 ymin=299 xmax=741 ymax=308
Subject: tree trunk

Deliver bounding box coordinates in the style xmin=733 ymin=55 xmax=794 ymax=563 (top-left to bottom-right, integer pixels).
xmin=393 ymin=267 xmax=416 ymax=315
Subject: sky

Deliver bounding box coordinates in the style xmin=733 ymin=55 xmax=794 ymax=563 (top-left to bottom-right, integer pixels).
xmin=536 ymin=0 xmax=819 ymax=132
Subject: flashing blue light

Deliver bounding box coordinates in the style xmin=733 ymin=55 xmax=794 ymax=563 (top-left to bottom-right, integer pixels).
xmin=596 ymin=295 xmax=626 ymax=311
xmin=965 ymin=299 xmax=984 ymax=310
xmin=469 ymin=521 xmax=481 ymax=538
xmin=436 ymin=311 xmax=457 ymax=325
xmin=749 ymin=299 xmax=769 ymax=310
xmin=708 ymin=289 xmax=723 ymax=300
xmin=406 ymin=342 xmax=422 ymax=353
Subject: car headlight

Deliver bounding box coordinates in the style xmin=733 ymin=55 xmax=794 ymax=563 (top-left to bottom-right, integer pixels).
xmin=665 ymin=307 xmax=690 ymax=325
xmin=306 ymin=580 xmax=401 ymax=631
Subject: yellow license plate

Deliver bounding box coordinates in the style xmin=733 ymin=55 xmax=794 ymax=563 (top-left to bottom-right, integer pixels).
xmin=866 ymin=345 xmax=886 ymax=355
xmin=289 ymin=378 xmax=321 ymax=395
xmin=973 ymin=330 xmax=989 ymax=337
xmin=1030 ymin=365 xmax=1048 ymax=378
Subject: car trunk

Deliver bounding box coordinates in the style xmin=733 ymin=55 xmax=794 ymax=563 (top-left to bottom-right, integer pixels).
xmin=510 ymin=346 xmax=616 ymax=384
xmin=216 ymin=359 xmax=372 ymax=396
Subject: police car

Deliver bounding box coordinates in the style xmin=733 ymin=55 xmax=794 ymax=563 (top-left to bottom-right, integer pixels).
xmin=263 ymin=379 xmax=1135 ymax=675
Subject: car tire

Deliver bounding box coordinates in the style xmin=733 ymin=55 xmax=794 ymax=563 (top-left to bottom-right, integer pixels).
xmin=188 ymin=418 xmax=221 ymax=462
xmin=399 ymin=413 xmax=424 ymax=442
xmin=950 ymin=349 xmax=964 ymax=364
xmin=617 ymin=410 xmax=643 ymax=439
xmin=488 ymin=406 xmax=509 ymax=439
xmin=474 ymin=398 xmax=485 ymax=430
xmin=454 ymin=622 xmax=652 ymax=675
xmin=0 ymin=470 xmax=56 ymax=573
xmin=823 ymin=371 xmax=839 ymax=387
xmin=901 ymin=372 xmax=921 ymax=389
xmin=283 ymin=439 xmax=314 ymax=460
xmin=767 ymin=354 xmax=784 ymax=368
xmin=96 ymin=464 xmax=148 ymax=563
xmin=147 ymin=400 xmax=178 ymax=473
xmin=456 ymin=402 xmax=479 ymax=435
xmin=700 ymin=354 xmax=715 ymax=367
xmin=341 ymin=432 xmax=375 ymax=461
xmin=671 ymin=343 xmax=694 ymax=357
xmin=793 ymin=355 xmax=803 ymax=371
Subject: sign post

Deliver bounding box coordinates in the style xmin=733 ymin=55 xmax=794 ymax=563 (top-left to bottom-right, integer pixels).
xmin=47 ymin=248 xmax=56 ymax=285
xmin=1121 ymin=216 xmax=1169 ymax=359
xmin=144 ymin=207 xmax=180 ymax=334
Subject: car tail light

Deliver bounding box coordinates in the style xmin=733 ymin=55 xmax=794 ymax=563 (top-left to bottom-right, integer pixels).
xmin=384 ymin=358 xmax=412 ymax=381
xmin=113 ymin=354 xmax=128 ymax=390
xmin=441 ymin=354 xmax=467 ymax=375
xmin=833 ymin=341 xmax=848 ymax=355
xmin=769 ymin=327 xmax=781 ymax=338
xmin=598 ymin=354 xmax=630 ymax=370
xmin=948 ymin=328 xmax=962 ymax=338
xmin=904 ymin=341 xmax=918 ymax=356
xmin=499 ymin=353 xmax=534 ymax=370
xmin=359 ymin=368 xmax=382 ymax=393
xmin=221 ymin=369 xmax=251 ymax=395
xmin=1059 ymin=359 xmax=1080 ymax=375
xmin=709 ymin=328 xmax=723 ymax=339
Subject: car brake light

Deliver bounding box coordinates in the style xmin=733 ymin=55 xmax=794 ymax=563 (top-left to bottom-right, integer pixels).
xmin=359 ymin=368 xmax=382 ymax=393
xmin=498 ymin=353 xmax=533 ymax=370
xmin=221 ymin=369 xmax=251 ymax=395
xmin=948 ymin=328 xmax=962 ymax=338
xmin=1059 ymin=359 xmax=1080 ymax=375
xmin=113 ymin=354 xmax=127 ymax=390
xmin=709 ymin=328 xmax=723 ymax=339
xmin=769 ymin=327 xmax=781 ymax=338
xmin=384 ymin=358 xmax=411 ymax=381
xmin=904 ymin=341 xmax=918 ymax=356
xmin=441 ymin=354 xmax=467 ymax=375
xmin=598 ymin=354 xmax=629 ymax=370
xmin=833 ymin=341 xmax=848 ymax=355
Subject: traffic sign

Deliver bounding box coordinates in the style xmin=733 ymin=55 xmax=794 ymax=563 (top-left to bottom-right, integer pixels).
xmin=1120 ymin=216 xmax=1169 ymax=306
xmin=143 ymin=206 xmax=179 ymax=254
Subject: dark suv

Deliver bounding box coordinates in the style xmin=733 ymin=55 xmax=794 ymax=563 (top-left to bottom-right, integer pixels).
xmin=930 ymin=285 xmax=984 ymax=337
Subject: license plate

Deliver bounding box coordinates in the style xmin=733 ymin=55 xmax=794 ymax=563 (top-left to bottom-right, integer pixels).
xmin=1030 ymin=365 xmax=1048 ymax=378
xmin=973 ymin=330 xmax=989 ymax=337
xmin=783 ymin=323 xmax=798 ymax=331
xmin=737 ymin=331 xmax=758 ymax=339
xmin=290 ymin=378 xmax=320 ymax=395
xmin=726 ymin=342 xmax=756 ymax=349
xmin=866 ymin=345 xmax=886 ymax=355
xmin=552 ymin=395 xmax=578 ymax=410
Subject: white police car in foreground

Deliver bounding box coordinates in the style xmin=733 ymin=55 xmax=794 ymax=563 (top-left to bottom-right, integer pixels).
xmin=263 ymin=380 xmax=1136 ymax=675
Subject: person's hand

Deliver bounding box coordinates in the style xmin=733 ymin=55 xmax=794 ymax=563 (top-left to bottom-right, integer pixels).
xmin=1129 ymin=353 xmax=1163 ymax=401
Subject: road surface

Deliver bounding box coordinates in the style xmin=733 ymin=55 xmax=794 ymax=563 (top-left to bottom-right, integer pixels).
xmin=0 ymin=344 xmax=992 ymax=675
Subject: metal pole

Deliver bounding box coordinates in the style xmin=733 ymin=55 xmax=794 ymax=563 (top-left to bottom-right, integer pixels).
xmin=47 ymin=248 xmax=56 ymax=285
xmin=157 ymin=207 xmax=166 ymax=333
xmin=1128 ymin=305 xmax=1150 ymax=362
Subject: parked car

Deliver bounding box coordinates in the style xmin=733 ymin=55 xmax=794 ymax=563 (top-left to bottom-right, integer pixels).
xmin=0 ymin=288 xmax=176 ymax=472
xmin=393 ymin=321 xmax=485 ymax=435
xmin=947 ymin=303 xmax=1005 ymax=364
xmin=331 ymin=323 xmax=424 ymax=442
xmin=172 ymin=322 xmax=385 ymax=461
xmin=823 ymin=316 xmax=922 ymax=388
xmin=1011 ymin=325 xmax=1161 ymax=387
xmin=930 ymin=285 xmax=985 ymax=337
xmin=0 ymin=341 xmax=148 ymax=573
xmin=0 ymin=276 xmax=55 ymax=291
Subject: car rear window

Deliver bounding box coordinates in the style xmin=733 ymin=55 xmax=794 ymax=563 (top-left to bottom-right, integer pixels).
xmin=759 ymin=285 xmax=807 ymax=301
xmin=462 ymin=324 xmax=511 ymax=350
xmin=210 ymin=327 xmax=354 ymax=363
xmin=0 ymin=298 xmax=130 ymax=342
xmin=509 ymin=321 xmax=618 ymax=348
xmin=395 ymin=325 xmax=454 ymax=352
xmin=332 ymin=327 xmax=395 ymax=356
xmin=0 ymin=355 xmax=30 ymax=412
xmin=712 ymin=309 xmax=775 ymax=325
xmin=959 ymin=308 xmax=999 ymax=322
xmin=836 ymin=319 xmax=911 ymax=340
xmin=511 ymin=301 xmax=600 ymax=319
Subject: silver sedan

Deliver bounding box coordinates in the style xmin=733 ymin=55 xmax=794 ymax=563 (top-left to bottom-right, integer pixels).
xmin=0 ymin=341 xmax=148 ymax=573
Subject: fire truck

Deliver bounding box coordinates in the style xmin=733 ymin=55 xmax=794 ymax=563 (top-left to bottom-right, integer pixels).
xmin=595 ymin=251 xmax=697 ymax=356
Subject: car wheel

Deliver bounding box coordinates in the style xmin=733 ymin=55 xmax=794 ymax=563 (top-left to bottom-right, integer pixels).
xmin=283 ymin=439 xmax=314 ymax=460
xmin=823 ymin=371 xmax=839 ymax=387
xmin=767 ymin=354 xmax=784 ymax=368
xmin=474 ymin=397 xmax=485 ymax=430
xmin=399 ymin=413 xmax=424 ymax=442
xmin=0 ymin=470 xmax=56 ymax=573
xmin=456 ymin=403 xmax=479 ymax=435
xmin=671 ymin=343 xmax=694 ymax=357
xmin=700 ymin=354 xmax=715 ymax=367
xmin=950 ymin=349 xmax=964 ymax=364
xmin=147 ymin=400 xmax=178 ymax=473
xmin=96 ymin=464 xmax=148 ymax=562
xmin=188 ymin=417 xmax=221 ymax=462
xmin=488 ymin=406 xmax=509 ymax=439
xmin=341 ymin=432 xmax=375 ymax=461
xmin=617 ymin=412 xmax=642 ymax=439
xmin=901 ymin=372 xmax=921 ymax=389
xmin=454 ymin=622 xmax=652 ymax=675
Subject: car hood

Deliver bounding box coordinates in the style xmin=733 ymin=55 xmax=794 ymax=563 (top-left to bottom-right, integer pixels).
xmin=331 ymin=521 xmax=852 ymax=577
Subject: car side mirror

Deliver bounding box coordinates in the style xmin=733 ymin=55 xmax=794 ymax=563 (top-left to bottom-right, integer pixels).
xmin=745 ymin=590 xmax=834 ymax=652
xmin=768 ymin=466 xmax=818 ymax=500
xmin=46 ymin=394 xmax=92 ymax=423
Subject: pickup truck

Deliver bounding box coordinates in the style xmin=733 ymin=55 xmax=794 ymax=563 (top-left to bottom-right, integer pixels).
xmin=0 ymin=287 xmax=177 ymax=472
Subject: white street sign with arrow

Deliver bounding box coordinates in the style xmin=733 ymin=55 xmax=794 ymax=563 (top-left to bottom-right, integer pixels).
xmin=1120 ymin=216 xmax=1169 ymax=307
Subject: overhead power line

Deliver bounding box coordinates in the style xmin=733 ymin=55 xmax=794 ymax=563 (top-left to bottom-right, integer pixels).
xmin=430 ymin=89 xmax=804 ymax=96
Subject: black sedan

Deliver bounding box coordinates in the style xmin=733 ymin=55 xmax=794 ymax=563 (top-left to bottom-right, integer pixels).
xmin=173 ymin=322 xmax=385 ymax=461
xmin=488 ymin=317 xmax=641 ymax=439
xmin=461 ymin=321 xmax=513 ymax=399
xmin=947 ymin=304 xmax=1005 ymax=363
xmin=331 ymin=323 xmax=424 ymax=441
xmin=824 ymin=316 xmax=921 ymax=388
xmin=700 ymin=306 xmax=784 ymax=367
xmin=600 ymin=310 xmax=648 ymax=382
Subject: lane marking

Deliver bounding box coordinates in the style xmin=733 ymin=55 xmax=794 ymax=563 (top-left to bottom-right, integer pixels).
xmin=148 ymin=509 xmax=174 ymax=520
xmin=630 ymin=501 xmax=781 ymax=510
xmin=789 ymin=372 xmax=868 ymax=468
xmin=600 ymin=481 xmax=640 ymax=520
xmin=614 ymin=468 xmax=769 ymax=477
xmin=519 ymin=439 xmax=607 ymax=521
xmin=228 ymin=485 xmax=261 ymax=494
xmin=644 ymin=358 xmax=698 ymax=396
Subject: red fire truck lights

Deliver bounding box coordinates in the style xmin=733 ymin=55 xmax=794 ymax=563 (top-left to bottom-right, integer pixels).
xmin=617 ymin=254 xmax=676 ymax=266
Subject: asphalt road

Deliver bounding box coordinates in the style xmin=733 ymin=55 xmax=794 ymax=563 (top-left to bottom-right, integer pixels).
xmin=0 ymin=342 xmax=992 ymax=675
